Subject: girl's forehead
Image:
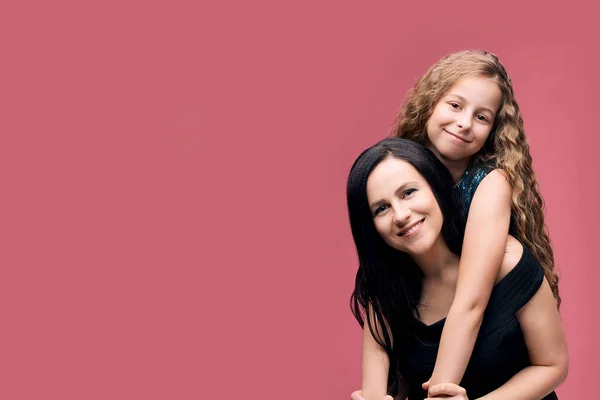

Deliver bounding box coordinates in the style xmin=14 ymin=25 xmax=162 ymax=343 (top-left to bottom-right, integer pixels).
xmin=444 ymin=76 xmax=502 ymax=110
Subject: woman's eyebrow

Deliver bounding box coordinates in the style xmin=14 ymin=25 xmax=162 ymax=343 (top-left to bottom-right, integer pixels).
xmin=368 ymin=182 xmax=418 ymax=209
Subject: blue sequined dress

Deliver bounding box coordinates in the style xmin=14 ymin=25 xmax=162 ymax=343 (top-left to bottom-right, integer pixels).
xmin=454 ymin=165 xmax=493 ymax=215
xmin=454 ymin=164 xmax=518 ymax=235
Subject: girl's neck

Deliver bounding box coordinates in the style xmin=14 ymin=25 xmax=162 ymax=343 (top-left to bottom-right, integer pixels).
xmin=426 ymin=144 xmax=470 ymax=184
xmin=411 ymin=236 xmax=459 ymax=281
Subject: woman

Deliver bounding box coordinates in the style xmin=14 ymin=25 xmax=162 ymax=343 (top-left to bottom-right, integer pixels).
xmin=347 ymin=138 xmax=567 ymax=400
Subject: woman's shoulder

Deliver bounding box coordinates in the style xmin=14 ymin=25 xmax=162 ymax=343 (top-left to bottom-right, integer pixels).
xmin=487 ymin=236 xmax=545 ymax=314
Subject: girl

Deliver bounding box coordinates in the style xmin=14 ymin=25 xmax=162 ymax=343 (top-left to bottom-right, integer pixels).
xmin=391 ymin=50 xmax=561 ymax=395
xmin=347 ymin=138 xmax=567 ymax=399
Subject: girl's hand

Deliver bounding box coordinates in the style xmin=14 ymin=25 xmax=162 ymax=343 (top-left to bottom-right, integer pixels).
xmin=425 ymin=383 xmax=468 ymax=399
xmin=422 ymin=379 xmax=430 ymax=391
xmin=350 ymin=390 xmax=394 ymax=400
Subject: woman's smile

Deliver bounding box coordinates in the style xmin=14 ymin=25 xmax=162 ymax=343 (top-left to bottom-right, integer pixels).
xmin=397 ymin=218 xmax=425 ymax=237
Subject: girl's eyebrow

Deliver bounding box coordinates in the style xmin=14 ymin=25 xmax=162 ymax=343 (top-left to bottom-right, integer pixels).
xmin=446 ymin=94 xmax=496 ymax=116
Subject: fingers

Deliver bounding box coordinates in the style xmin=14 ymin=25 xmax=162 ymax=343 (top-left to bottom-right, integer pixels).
xmin=422 ymin=379 xmax=431 ymax=390
xmin=425 ymin=397 xmax=466 ymax=400
xmin=350 ymin=390 xmax=364 ymax=400
xmin=349 ymin=390 xmax=394 ymax=400
xmin=428 ymin=382 xmax=467 ymax=397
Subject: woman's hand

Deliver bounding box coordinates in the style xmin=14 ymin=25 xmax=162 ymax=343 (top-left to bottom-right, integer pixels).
xmin=424 ymin=383 xmax=468 ymax=399
xmin=350 ymin=390 xmax=394 ymax=400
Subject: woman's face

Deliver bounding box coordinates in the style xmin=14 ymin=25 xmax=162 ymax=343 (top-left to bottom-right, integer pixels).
xmin=426 ymin=75 xmax=502 ymax=162
xmin=366 ymin=157 xmax=444 ymax=256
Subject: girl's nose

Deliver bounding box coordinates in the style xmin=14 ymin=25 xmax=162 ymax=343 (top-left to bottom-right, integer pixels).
xmin=456 ymin=114 xmax=472 ymax=131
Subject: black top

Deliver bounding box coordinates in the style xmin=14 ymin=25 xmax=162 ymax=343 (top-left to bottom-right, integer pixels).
xmin=397 ymin=245 xmax=558 ymax=399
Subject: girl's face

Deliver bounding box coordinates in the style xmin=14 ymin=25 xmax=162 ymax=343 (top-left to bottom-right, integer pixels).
xmin=426 ymin=75 xmax=502 ymax=163
xmin=366 ymin=157 xmax=444 ymax=256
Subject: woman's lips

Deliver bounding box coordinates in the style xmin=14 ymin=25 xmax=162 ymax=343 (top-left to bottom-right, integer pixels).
xmin=398 ymin=218 xmax=425 ymax=237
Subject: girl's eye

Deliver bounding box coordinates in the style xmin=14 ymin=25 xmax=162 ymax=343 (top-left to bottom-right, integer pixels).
xmin=402 ymin=188 xmax=417 ymax=198
xmin=373 ymin=204 xmax=389 ymax=216
xmin=476 ymin=114 xmax=489 ymax=122
xmin=449 ymin=102 xmax=460 ymax=109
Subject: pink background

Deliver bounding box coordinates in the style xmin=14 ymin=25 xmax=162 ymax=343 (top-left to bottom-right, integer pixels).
xmin=1 ymin=0 xmax=598 ymax=399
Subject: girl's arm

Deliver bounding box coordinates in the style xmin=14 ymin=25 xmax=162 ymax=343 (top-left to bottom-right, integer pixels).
xmin=476 ymin=277 xmax=568 ymax=399
xmin=428 ymin=169 xmax=512 ymax=388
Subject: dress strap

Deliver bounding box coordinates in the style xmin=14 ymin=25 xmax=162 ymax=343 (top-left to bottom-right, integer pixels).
xmin=485 ymin=245 xmax=544 ymax=321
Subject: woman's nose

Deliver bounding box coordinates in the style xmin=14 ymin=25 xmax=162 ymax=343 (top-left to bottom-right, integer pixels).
xmin=392 ymin=205 xmax=411 ymax=225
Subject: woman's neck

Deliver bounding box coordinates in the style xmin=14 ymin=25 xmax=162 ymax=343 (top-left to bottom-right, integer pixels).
xmin=426 ymin=144 xmax=470 ymax=184
xmin=411 ymin=236 xmax=459 ymax=282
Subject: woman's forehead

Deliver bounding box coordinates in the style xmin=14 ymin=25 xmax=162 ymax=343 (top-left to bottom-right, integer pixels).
xmin=367 ymin=158 xmax=424 ymax=196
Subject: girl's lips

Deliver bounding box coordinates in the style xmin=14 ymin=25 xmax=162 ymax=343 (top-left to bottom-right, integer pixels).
xmin=444 ymin=129 xmax=471 ymax=143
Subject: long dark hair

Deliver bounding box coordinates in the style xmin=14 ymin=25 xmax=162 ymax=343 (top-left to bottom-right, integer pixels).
xmin=347 ymin=138 xmax=465 ymax=394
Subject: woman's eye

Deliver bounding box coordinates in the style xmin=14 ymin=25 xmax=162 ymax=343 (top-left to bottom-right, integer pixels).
xmin=373 ymin=204 xmax=389 ymax=216
xmin=402 ymin=188 xmax=417 ymax=198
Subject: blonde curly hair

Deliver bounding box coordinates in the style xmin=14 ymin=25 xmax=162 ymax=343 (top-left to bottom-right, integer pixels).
xmin=393 ymin=50 xmax=560 ymax=307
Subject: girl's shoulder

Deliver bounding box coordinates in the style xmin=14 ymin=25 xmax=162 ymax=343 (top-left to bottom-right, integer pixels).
xmin=455 ymin=162 xmax=499 ymax=212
